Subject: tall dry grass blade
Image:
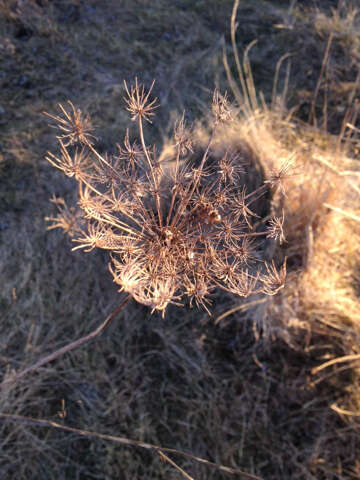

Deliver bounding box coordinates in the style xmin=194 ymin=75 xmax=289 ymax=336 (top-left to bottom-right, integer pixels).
xmin=322 ymin=203 xmax=360 ymax=223
xmin=222 ymin=37 xmax=243 ymax=107
xmin=243 ymin=40 xmax=259 ymax=113
xmin=157 ymin=451 xmax=195 ymax=480
xmin=309 ymin=33 xmax=333 ymax=127
xmin=230 ymin=0 xmax=251 ymax=113
xmin=312 ymin=353 xmax=360 ymax=374
xmin=271 ymin=53 xmax=292 ymax=112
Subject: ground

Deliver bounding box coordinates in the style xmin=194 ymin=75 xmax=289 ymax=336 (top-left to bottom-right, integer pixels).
xmin=1 ymin=1 xmax=360 ymax=479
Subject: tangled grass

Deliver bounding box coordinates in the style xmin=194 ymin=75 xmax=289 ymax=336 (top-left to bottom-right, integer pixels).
xmin=1 ymin=1 xmax=360 ymax=478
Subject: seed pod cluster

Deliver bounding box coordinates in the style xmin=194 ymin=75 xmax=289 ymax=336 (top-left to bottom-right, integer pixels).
xmin=45 ymin=79 xmax=287 ymax=316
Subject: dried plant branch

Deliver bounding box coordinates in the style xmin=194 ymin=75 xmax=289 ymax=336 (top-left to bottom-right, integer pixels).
xmin=215 ymin=298 xmax=267 ymax=325
xmin=2 ymin=294 xmax=131 ymax=385
xmin=0 ymin=413 xmax=264 ymax=480
xmin=309 ymin=362 xmax=360 ymax=388
xmin=157 ymin=451 xmax=195 ymax=480
xmin=323 ymin=203 xmax=360 ymax=223
xmin=330 ymin=404 xmax=360 ymax=417
xmin=44 ymin=79 xmax=287 ymax=317
xmin=312 ymin=353 xmax=360 ymax=374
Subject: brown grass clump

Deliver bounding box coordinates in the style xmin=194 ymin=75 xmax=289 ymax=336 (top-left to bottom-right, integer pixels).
xmin=232 ymin=109 xmax=360 ymax=347
xmin=216 ymin=6 xmax=360 ymax=427
xmin=44 ymin=80 xmax=287 ymax=317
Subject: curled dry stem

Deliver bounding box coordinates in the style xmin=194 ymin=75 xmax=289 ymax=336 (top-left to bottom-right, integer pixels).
xmin=2 ymin=294 xmax=131 ymax=385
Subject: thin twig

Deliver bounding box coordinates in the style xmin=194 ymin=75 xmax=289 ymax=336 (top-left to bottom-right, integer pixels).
xmin=309 ymin=362 xmax=359 ymax=387
xmin=157 ymin=450 xmax=195 ymax=480
xmin=309 ymin=34 xmax=333 ymax=127
xmin=0 ymin=413 xmax=264 ymax=480
xmin=1 ymin=294 xmax=131 ymax=385
xmin=230 ymin=0 xmax=251 ymax=114
xmin=215 ymin=298 xmax=267 ymax=325
xmin=312 ymin=353 xmax=360 ymax=375
xmin=330 ymin=404 xmax=360 ymax=417
xmin=323 ymin=203 xmax=360 ymax=223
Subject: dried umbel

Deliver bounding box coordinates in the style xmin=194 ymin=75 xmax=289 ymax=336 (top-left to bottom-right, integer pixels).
xmin=45 ymin=79 xmax=287 ymax=316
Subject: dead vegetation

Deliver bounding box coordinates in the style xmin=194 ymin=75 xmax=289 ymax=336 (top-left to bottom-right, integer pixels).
xmin=1 ymin=1 xmax=360 ymax=479
xmin=43 ymin=85 xmax=287 ymax=318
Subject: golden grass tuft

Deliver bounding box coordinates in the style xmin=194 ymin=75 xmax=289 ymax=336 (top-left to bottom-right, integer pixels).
xmin=214 ymin=40 xmax=360 ymax=424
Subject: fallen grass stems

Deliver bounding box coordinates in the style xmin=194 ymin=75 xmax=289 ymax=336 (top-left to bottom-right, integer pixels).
xmin=3 ymin=79 xmax=289 ymax=386
xmin=0 ymin=413 xmax=264 ymax=480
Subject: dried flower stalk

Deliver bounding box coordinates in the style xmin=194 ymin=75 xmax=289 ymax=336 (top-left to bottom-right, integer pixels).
xmin=45 ymin=79 xmax=287 ymax=316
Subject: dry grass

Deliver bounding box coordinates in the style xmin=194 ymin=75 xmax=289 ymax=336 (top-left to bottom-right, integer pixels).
xmin=1 ymin=0 xmax=360 ymax=479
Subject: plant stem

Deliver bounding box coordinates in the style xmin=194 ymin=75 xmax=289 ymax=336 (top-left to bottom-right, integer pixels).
xmin=2 ymin=294 xmax=131 ymax=385
xmin=137 ymin=116 xmax=163 ymax=228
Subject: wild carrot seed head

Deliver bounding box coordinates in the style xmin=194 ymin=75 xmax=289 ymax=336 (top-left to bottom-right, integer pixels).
xmin=45 ymin=79 xmax=287 ymax=316
xmin=123 ymin=78 xmax=159 ymax=124
xmin=44 ymin=101 xmax=96 ymax=146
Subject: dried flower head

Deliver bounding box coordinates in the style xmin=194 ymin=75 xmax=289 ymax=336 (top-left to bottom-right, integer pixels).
xmin=45 ymin=79 xmax=286 ymax=316
xmin=123 ymin=78 xmax=159 ymax=123
xmin=264 ymin=157 xmax=295 ymax=195
xmin=261 ymin=258 xmax=287 ymax=295
xmin=212 ymin=89 xmax=233 ymax=124
xmin=45 ymin=140 xmax=92 ymax=182
xmin=44 ymin=101 xmax=96 ymax=146
xmin=45 ymin=196 xmax=84 ymax=238
xmin=174 ymin=112 xmax=193 ymax=156
xmin=267 ymin=210 xmax=286 ymax=244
